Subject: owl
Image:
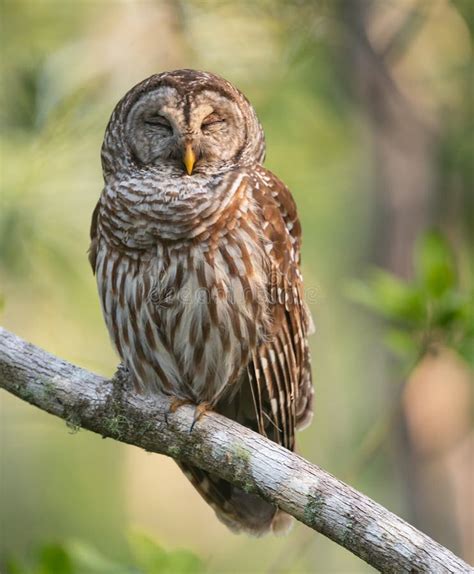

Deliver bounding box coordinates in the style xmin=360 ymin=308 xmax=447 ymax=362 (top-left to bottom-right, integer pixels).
xmin=89 ymin=69 xmax=314 ymax=535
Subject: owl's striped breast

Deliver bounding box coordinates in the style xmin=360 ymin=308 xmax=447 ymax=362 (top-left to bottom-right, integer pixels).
xmin=95 ymin=218 xmax=270 ymax=402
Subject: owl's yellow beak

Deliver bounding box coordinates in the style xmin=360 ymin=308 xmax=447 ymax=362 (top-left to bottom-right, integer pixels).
xmin=183 ymin=143 xmax=196 ymax=175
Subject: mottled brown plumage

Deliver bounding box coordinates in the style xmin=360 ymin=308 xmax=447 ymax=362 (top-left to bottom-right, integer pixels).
xmin=90 ymin=69 xmax=314 ymax=535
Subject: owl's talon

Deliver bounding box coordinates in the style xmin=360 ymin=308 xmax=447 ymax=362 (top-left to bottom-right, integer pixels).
xmin=165 ymin=398 xmax=193 ymax=425
xmin=190 ymin=402 xmax=212 ymax=432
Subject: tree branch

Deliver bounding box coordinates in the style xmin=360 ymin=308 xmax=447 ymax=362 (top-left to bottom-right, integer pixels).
xmin=0 ymin=327 xmax=470 ymax=573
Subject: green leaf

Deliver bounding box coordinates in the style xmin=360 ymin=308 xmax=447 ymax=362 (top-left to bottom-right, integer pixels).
xmin=37 ymin=544 xmax=74 ymax=574
xmin=65 ymin=539 xmax=134 ymax=574
xmin=128 ymin=532 xmax=168 ymax=574
xmin=431 ymin=291 xmax=469 ymax=329
xmin=346 ymin=271 xmax=425 ymax=324
xmin=128 ymin=532 xmax=203 ymax=574
xmin=164 ymin=550 xmax=203 ymax=574
xmin=415 ymin=231 xmax=456 ymax=298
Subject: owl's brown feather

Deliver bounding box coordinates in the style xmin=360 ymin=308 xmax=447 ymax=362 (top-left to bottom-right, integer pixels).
xmin=88 ymin=200 xmax=100 ymax=273
xmin=247 ymin=167 xmax=313 ymax=451
xmin=90 ymin=70 xmax=313 ymax=535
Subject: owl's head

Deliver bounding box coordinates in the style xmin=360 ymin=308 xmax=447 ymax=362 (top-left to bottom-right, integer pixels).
xmin=102 ymin=70 xmax=266 ymax=179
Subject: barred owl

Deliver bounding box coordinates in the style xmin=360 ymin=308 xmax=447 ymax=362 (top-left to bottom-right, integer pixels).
xmin=89 ymin=69 xmax=314 ymax=535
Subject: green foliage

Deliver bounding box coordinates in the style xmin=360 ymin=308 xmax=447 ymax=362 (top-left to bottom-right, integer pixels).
xmin=346 ymin=231 xmax=474 ymax=366
xmin=129 ymin=532 xmax=204 ymax=574
xmin=5 ymin=533 xmax=204 ymax=574
xmin=6 ymin=544 xmax=74 ymax=574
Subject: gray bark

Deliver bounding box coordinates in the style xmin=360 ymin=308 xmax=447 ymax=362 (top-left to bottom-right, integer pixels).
xmin=0 ymin=326 xmax=471 ymax=574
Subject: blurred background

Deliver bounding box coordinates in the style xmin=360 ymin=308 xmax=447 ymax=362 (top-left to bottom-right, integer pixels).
xmin=1 ymin=0 xmax=472 ymax=572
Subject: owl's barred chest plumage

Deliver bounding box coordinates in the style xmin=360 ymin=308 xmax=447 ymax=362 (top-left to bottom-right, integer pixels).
xmin=95 ymin=169 xmax=275 ymax=404
xmin=91 ymin=69 xmax=313 ymax=535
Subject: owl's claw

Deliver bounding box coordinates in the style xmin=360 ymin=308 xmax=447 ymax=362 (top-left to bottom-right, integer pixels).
xmin=190 ymin=402 xmax=212 ymax=432
xmin=165 ymin=398 xmax=193 ymax=425
xmin=164 ymin=399 xmax=212 ymax=430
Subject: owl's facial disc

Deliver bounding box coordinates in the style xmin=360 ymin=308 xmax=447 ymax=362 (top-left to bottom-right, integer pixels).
xmin=125 ymin=86 xmax=248 ymax=175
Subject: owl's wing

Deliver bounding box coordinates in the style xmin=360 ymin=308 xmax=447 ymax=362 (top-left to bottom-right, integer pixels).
xmin=248 ymin=167 xmax=314 ymax=451
xmin=88 ymin=200 xmax=101 ymax=274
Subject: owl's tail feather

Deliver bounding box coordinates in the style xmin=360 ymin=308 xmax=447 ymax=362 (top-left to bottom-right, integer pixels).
xmin=177 ymin=462 xmax=293 ymax=536
xmin=175 ymin=370 xmax=296 ymax=535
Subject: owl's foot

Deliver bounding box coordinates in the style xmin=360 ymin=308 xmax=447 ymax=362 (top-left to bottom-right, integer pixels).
xmin=164 ymin=399 xmax=212 ymax=430
xmin=190 ymin=402 xmax=212 ymax=432
xmin=165 ymin=398 xmax=193 ymax=425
